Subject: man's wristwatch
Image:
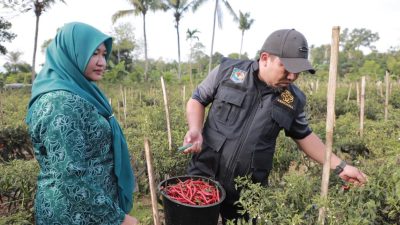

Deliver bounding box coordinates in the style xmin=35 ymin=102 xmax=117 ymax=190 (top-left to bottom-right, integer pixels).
xmin=334 ymin=160 xmax=347 ymax=175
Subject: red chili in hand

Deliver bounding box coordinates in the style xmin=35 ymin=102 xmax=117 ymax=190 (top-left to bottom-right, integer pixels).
xmin=341 ymin=185 xmax=351 ymax=191
xmin=162 ymin=178 xmax=220 ymax=205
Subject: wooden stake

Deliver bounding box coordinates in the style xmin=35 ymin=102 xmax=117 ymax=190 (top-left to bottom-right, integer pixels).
xmin=346 ymin=83 xmax=352 ymax=102
xmin=379 ymin=81 xmax=383 ymax=97
xmin=160 ymin=76 xmax=172 ymax=151
xmin=318 ymin=26 xmax=340 ymax=225
xmin=356 ymin=82 xmax=360 ymax=106
xmin=360 ymin=76 xmax=366 ymax=138
xmin=384 ymin=71 xmax=390 ymax=121
xmin=144 ymin=138 xmax=161 ymax=225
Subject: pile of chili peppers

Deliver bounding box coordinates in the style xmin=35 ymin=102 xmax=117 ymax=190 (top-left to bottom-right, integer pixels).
xmin=162 ymin=178 xmax=220 ymax=206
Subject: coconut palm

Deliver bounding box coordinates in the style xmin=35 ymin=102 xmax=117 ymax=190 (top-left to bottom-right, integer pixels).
xmin=112 ymin=0 xmax=166 ymax=82
xmin=193 ymin=0 xmax=238 ymax=73
xmin=238 ymin=11 xmax=254 ymax=59
xmin=163 ymin=0 xmax=199 ymax=80
xmin=186 ymin=28 xmax=200 ymax=86
xmin=2 ymin=0 xmax=66 ymax=82
xmin=4 ymin=51 xmax=23 ymax=73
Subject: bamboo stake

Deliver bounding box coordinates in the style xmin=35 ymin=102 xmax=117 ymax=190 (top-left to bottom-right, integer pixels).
xmin=144 ymin=138 xmax=161 ymax=225
xmin=356 ymin=82 xmax=360 ymax=106
xmin=160 ymin=76 xmax=172 ymax=151
xmin=318 ymin=26 xmax=340 ymax=225
xmin=346 ymin=83 xmax=352 ymax=102
xmin=308 ymin=81 xmax=313 ymax=94
xmin=384 ymin=71 xmax=390 ymax=121
xmin=360 ymin=76 xmax=366 ymax=138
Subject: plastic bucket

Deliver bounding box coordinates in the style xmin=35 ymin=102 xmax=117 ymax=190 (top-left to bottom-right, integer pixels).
xmin=158 ymin=175 xmax=226 ymax=225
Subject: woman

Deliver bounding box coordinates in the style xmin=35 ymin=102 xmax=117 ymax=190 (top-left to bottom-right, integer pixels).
xmin=26 ymin=22 xmax=138 ymax=225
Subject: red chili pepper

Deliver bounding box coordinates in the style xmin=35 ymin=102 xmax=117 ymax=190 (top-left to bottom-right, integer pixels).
xmin=163 ymin=178 xmax=220 ymax=205
xmin=341 ymin=185 xmax=350 ymax=191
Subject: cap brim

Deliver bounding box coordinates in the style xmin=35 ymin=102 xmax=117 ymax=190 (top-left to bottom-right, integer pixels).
xmin=280 ymin=58 xmax=316 ymax=74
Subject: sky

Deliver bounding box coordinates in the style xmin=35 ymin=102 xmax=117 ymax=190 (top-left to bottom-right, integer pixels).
xmin=1 ymin=0 xmax=400 ymax=73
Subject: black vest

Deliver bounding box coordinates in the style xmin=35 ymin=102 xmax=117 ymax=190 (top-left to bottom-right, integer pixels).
xmin=188 ymin=57 xmax=306 ymax=200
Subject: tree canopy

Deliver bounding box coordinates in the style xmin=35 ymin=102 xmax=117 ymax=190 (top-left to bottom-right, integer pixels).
xmin=0 ymin=17 xmax=17 ymax=55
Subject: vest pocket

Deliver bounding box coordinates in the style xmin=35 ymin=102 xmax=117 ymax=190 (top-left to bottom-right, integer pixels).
xmin=213 ymin=86 xmax=246 ymax=125
xmin=250 ymin=150 xmax=274 ymax=185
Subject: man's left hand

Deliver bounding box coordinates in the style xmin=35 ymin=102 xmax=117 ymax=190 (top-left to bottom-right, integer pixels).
xmin=339 ymin=165 xmax=368 ymax=186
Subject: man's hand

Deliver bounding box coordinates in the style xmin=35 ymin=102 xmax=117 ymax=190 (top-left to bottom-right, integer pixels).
xmin=182 ymin=129 xmax=203 ymax=154
xmin=121 ymin=214 xmax=138 ymax=225
xmin=339 ymin=164 xmax=367 ymax=186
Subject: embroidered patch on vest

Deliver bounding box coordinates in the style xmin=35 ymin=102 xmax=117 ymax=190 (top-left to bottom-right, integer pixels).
xmin=230 ymin=68 xmax=247 ymax=83
xmin=277 ymin=90 xmax=294 ymax=109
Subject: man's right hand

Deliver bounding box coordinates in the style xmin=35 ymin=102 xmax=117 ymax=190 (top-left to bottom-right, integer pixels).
xmin=182 ymin=129 xmax=203 ymax=153
xmin=121 ymin=214 xmax=138 ymax=225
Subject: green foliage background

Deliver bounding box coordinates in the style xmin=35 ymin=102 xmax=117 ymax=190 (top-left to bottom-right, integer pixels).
xmin=0 ymin=74 xmax=399 ymax=224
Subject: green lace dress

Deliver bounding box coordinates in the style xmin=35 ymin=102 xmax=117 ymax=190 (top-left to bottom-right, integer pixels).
xmin=28 ymin=90 xmax=125 ymax=225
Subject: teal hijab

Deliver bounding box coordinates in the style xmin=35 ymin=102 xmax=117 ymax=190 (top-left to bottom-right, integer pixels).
xmin=26 ymin=22 xmax=134 ymax=213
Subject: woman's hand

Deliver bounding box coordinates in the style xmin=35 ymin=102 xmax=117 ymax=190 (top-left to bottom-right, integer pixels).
xmin=121 ymin=214 xmax=139 ymax=225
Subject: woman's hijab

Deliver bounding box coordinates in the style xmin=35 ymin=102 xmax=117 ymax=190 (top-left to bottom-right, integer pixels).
xmin=26 ymin=22 xmax=134 ymax=213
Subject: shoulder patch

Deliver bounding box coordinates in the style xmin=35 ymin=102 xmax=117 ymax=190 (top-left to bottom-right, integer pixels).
xmin=230 ymin=67 xmax=247 ymax=83
xmin=277 ymin=89 xmax=295 ymax=109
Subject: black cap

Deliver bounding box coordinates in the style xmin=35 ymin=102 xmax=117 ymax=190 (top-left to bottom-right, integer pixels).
xmin=261 ymin=29 xmax=315 ymax=74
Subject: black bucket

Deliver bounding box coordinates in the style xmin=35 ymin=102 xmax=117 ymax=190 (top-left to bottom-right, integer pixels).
xmin=158 ymin=175 xmax=226 ymax=225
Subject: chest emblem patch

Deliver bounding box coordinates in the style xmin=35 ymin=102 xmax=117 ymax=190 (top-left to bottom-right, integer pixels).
xmin=277 ymin=90 xmax=295 ymax=109
xmin=230 ymin=68 xmax=247 ymax=83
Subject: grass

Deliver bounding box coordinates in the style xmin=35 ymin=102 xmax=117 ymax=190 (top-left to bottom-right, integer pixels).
xmin=131 ymin=194 xmax=159 ymax=225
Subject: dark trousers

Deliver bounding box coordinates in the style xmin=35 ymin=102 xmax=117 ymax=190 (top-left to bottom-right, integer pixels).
xmin=220 ymin=170 xmax=268 ymax=225
xmin=220 ymin=199 xmax=257 ymax=225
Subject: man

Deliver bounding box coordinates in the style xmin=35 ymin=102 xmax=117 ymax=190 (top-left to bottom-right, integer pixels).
xmin=181 ymin=29 xmax=367 ymax=224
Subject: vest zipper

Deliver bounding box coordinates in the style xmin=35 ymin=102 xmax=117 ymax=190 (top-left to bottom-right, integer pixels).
xmin=223 ymin=92 xmax=260 ymax=185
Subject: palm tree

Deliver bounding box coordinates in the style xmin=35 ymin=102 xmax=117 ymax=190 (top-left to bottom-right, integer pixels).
xmin=163 ymin=0 xmax=198 ymax=80
xmin=2 ymin=0 xmax=65 ymax=82
xmin=238 ymin=11 xmax=254 ymax=59
xmin=186 ymin=28 xmax=200 ymax=86
xmin=193 ymin=0 xmax=238 ymax=73
xmin=5 ymin=51 xmax=23 ymax=73
xmin=112 ymin=0 xmax=166 ymax=82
